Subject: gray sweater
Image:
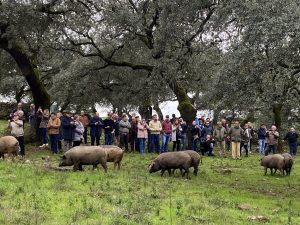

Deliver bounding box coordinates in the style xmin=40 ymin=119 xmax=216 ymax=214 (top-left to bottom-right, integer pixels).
xmin=119 ymin=120 xmax=131 ymax=134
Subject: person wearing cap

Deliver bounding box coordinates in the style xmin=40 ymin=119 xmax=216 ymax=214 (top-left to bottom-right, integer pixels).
xmin=149 ymin=114 xmax=162 ymax=153
xmin=61 ymin=110 xmax=76 ymax=150
xmin=162 ymin=115 xmax=172 ymax=152
xmin=8 ymin=114 xmax=25 ymax=156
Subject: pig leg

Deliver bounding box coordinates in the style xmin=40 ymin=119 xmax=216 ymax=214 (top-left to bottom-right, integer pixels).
xmin=274 ymin=168 xmax=277 ymax=175
xmin=168 ymin=169 xmax=172 ymax=177
xmin=161 ymin=169 xmax=166 ymax=177
xmin=270 ymin=168 xmax=273 ymax=175
xmin=93 ymin=164 xmax=98 ymax=170
xmin=117 ymin=162 xmax=121 ymax=170
xmin=73 ymin=163 xmax=79 ymax=171
xmin=193 ymin=167 xmax=198 ymax=176
xmin=264 ymin=167 xmax=267 ymax=175
xmin=78 ymin=164 xmax=84 ymax=171
xmin=101 ymin=163 xmax=108 ymax=173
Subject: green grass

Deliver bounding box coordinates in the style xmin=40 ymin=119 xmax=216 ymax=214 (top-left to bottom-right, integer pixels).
xmin=0 ymin=121 xmax=300 ymax=224
xmin=0 ymin=148 xmax=299 ymax=225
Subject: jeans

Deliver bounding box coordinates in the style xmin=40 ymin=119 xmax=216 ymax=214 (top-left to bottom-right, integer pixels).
xmin=150 ymin=134 xmax=160 ymax=153
xmin=139 ymin=138 xmax=146 ymax=154
xmin=91 ymin=134 xmax=100 ymax=146
xmin=289 ymin=142 xmax=297 ymax=155
xmin=50 ymin=134 xmax=59 ymax=153
xmin=40 ymin=128 xmax=47 ymax=144
xmin=162 ymin=133 xmax=170 ymax=152
xmin=105 ymin=133 xmax=113 ymax=145
xmin=181 ymin=134 xmax=186 ymax=150
xmin=258 ymin=139 xmax=265 ymax=154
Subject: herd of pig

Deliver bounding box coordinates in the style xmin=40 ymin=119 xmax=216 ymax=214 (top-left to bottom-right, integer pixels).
xmin=0 ymin=135 xmax=294 ymax=177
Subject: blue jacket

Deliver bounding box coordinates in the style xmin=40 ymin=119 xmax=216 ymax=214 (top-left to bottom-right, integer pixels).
xmin=61 ymin=116 xmax=75 ymax=140
xmin=89 ymin=115 xmax=103 ymax=136
xmin=257 ymin=128 xmax=266 ymax=140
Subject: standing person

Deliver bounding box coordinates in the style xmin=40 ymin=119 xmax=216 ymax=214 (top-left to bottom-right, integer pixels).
xmin=149 ymin=114 xmax=162 ymax=153
xmin=247 ymin=122 xmax=254 ymax=153
xmin=73 ymin=115 xmax=84 ymax=147
xmin=201 ymin=121 xmax=213 ymax=156
xmin=179 ymin=118 xmax=187 ymax=150
xmin=265 ymin=125 xmax=279 ymax=155
xmin=57 ymin=112 xmax=63 ymax=152
xmin=240 ymin=123 xmax=250 ymax=157
xmin=28 ymin=104 xmax=37 ymax=141
xmin=170 ymin=114 xmax=176 ymax=124
xmin=221 ymin=118 xmax=231 ymax=151
xmin=89 ymin=111 xmax=102 ymax=146
xmin=213 ymin=122 xmax=227 ymax=156
xmin=162 ymin=115 xmax=172 ymax=152
xmin=190 ymin=121 xmax=200 ymax=151
xmin=38 ymin=108 xmax=50 ymax=148
xmin=11 ymin=102 xmax=27 ymax=127
xmin=61 ymin=110 xmax=75 ymax=150
xmin=130 ymin=116 xmax=138 ymax=152
xmin=119 ymin=114 xmax=131 ymax=151
xmin=8 ymin=113 xmax=25 ymax=156
xmin=257 ymin=124 xmax=267 ymax=155
xmin=103 ymin=112 xmax=115 ymax=145
xmin=171 ymin=119 xmax=182 ymax=151
xmin=79 ymin=110 xmax=90 ymax=144
xmin=47 ymin=112 xmax=61 ymax=154
xmin=137 ymin=118 xmax=148 ymax=155
xmin=228 ymin=121 xmax=243 ymax=160
xmin=113 ymin=113 xmax=120 ymax=145
xmin=284 ymin=128 xmax=299 ymax=156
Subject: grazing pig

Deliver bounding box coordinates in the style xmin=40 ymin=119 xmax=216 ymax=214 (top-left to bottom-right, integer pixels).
xmin=0 ymin=136 xmax=19 ymax=159
xmin=149 ymin=152 xmax=192 ymax=178
xmin=59 ymin=146 xmax=107 ymax=172
xmin=282 ymin=153 xmax=293 ymax=176
xmin=260 ymin=154 xmax=284 ymax=176
xmin=102 ymin=145 xmax=124 ymax=170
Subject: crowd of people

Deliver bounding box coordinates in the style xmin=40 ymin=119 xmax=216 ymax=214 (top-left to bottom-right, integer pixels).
xmin=6 ymin=102 xmax=299 ymax=158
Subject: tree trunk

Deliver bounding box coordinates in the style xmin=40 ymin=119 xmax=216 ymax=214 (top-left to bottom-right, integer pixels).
xmin=153 ymin=102 xmax=163 ymax=121
xmin=0 ymin=24 xmax=50 ymax=109
xmin=139 ymin=105 xmax=152 ymax=121
xmin=171 ymin=82 xmax=197 ymax=149
xmin=272 ymin=103 xmax=283 ymax=152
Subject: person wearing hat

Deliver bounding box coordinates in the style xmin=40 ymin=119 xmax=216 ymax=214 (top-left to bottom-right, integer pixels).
xmin=61 ymin=109 xmax=75 ymax=150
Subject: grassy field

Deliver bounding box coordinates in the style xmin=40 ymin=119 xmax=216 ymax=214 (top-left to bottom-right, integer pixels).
xmin=0 ymin=123 xmax=300 ymax=225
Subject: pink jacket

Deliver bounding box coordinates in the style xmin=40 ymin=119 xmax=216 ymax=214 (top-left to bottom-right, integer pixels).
xmin=137 ymin=122 xmax=148 ymax=139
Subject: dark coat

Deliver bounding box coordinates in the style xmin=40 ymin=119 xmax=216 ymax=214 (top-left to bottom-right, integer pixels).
xmin=257 ymin=128 xmax=266 ymax=140
xmin=89 ymin=115 xmax=103 ymax=136
xmin=284 ymin=132 xmax=299 ymax=143
xmin=61 ymin=116 xmax=75 ymax=140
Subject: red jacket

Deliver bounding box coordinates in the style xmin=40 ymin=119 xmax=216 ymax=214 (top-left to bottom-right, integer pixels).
xmin=162 ymin=120 xmax=172 ymax=134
